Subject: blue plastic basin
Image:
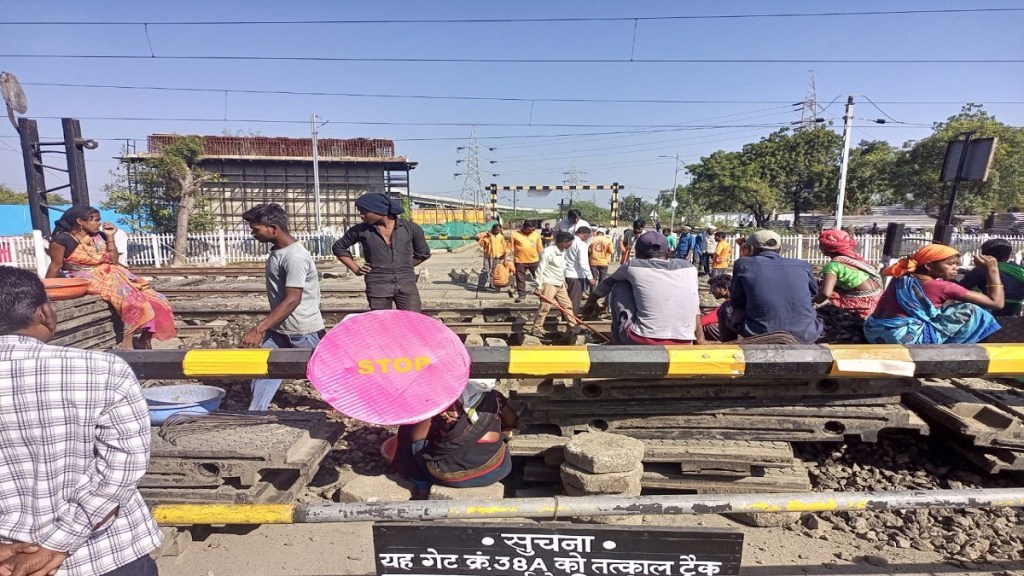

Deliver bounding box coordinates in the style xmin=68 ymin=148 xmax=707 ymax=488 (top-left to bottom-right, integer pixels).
xmin=143 ymin=385 xmax=226 ymax=425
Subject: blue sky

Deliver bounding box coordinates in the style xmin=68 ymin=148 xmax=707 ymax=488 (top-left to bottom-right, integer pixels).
xmin=0 ymin=0 xmax=1021 ymax=210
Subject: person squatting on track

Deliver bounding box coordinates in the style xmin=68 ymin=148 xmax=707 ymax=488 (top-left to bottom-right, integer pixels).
xmin=395 ymin=379 xmax=519 ymax=491
xmin=701 ymin=273 xmax=734 ymax=342
xmin=582 ymin=231 xmax=703 ymax=345
xmin=0 ymin=267 xmax=163 ymax=576
xmin=509 ymin=220 xmax=544 ymax=303
xmin=332 ymin=193 xmax=431 ymax=312
xmin=477 ymin=223 xmax=509 ymax=290
xmin=725 ymin=230 xmax=824 ymax=344
xmin=46 ymin=206 xmax=176 ymax=350
xmin=813 ymin=229 xmax=883 ymax=319
xmin=864 ymin=244 xmax=1003 ymax=345
xmin=563 ymin=226 xmax=596 ymax=316
xmin=528 ymin=232 xmax=579 ymax=337
xmin=959 ymin=238 xmax=1024 ymax=317
xmin=241 ymin=203 xmax=325 ymax=411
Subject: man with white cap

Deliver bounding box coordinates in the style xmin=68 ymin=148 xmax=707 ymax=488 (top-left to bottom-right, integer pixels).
xmin=726 ymin=230 xmax=823 ymax=343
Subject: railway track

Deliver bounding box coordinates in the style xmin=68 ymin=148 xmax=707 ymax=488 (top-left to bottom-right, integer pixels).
xmin=175 ymin=305 xmax=609 ymax=338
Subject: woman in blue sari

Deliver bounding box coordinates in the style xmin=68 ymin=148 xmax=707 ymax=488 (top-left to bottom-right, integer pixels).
xmin=864 ymin=244 xmax=1003 ymax=344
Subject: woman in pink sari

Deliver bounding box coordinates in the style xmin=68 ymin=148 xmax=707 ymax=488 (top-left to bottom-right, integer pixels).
xmin=813 ymin=229 xmax=883 ymax=318
xmin=45 ymin=206 xmax=176 ymax=349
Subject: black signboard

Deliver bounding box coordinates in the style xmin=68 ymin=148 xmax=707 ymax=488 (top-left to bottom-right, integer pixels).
xmin=373 ymin=522 xmax=743 ymax=576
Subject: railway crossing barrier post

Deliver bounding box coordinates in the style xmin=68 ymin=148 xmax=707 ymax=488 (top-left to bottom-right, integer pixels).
xmin=112 ymin=344 xmax=1024 ymax=381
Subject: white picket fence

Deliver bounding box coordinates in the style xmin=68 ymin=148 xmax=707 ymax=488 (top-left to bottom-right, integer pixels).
xmin=2 ymin=230 xmax=1021 ymax=275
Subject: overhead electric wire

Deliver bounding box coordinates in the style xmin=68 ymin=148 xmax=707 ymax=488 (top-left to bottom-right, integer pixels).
xmin=26 ymin=115 xmax=812 ymax=129
xmin=859 ymin=95 xmax=912 ymax=124
xmin=3 ymin=54 xmax=1019 ymax=64
xmin=5 ymin=7 xmax=1021 ymax=25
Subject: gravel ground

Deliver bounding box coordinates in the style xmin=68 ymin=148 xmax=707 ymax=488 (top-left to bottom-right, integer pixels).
xmin=796 ymin=434 xmax=1024 ymax=565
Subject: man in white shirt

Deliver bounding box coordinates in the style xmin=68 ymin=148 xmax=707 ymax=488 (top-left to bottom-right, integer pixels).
xmin=528 ymin=232 xmax=578 ymax=336
xmin=564 ymin=226 xmax=596 ymax=315
xmin=556 ymin=208 xmax=591 ymax=236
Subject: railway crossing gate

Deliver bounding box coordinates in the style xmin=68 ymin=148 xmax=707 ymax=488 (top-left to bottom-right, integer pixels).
xmin=487 ymin=183 xmax=623 ymax=227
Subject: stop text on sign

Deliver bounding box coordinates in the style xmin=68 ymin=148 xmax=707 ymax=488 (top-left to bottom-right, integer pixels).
xmin=357 ymin=356 xmax=432 ymax=375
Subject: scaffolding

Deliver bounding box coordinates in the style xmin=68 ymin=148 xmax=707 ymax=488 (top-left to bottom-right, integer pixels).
xmin=127 ymin=135 xmax=415 ymax=233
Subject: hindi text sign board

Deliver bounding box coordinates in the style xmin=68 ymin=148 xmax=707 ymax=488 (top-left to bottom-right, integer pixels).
xmin=374 ymin=522 xmax=742 ymax=576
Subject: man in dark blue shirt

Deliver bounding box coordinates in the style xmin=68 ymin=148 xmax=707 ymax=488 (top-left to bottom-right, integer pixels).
xmin=728 ymin=230 xmax=823 ymax=343
xmin=674 ymin=226 xmax=697 ymax=261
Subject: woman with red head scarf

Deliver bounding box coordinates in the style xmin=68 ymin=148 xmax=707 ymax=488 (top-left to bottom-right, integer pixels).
xmin=863 ymin=244 xmax=1003 ymax=344
xmin=813 ymin=229 xmax=882 ymax=318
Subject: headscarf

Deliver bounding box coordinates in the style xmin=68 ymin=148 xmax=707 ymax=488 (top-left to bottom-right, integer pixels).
xmin=459 ymin=378 xmax=497 ymax=424
xmin=882 ymin=244 xmax=959 ymax=278
xmin=53 ymin=206 xmax=98 ymax=234
xmin=354 ymin=193 xmax=403 ymax=216
xmin=818 ymin=229 xmax=861 ymax=259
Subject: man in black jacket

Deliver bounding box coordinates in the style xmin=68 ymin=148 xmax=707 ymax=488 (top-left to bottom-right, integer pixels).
xmin=332 ymin=193 xmax=431 ymax=311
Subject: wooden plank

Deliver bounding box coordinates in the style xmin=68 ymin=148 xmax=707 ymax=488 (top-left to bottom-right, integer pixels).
xmin=641 ymin=463 xmax=812 ymax=494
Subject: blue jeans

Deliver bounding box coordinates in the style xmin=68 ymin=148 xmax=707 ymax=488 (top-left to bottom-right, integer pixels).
xmin=249 ymin=330 xmax=322 ymax=411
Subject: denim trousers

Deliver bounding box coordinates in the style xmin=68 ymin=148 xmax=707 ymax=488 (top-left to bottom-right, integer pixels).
xmin=249 ymin=330 xmax=323 ymax=411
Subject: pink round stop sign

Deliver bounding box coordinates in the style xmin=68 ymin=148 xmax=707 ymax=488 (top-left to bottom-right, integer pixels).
xmin=306 ymin=310 xmax=470 ymax=425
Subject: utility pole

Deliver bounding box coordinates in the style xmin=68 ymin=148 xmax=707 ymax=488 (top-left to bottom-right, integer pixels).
xmin=834 ymin=96 xmax=855 ymax=230
xmin=311 ymin=113 xmax=323 ymax=232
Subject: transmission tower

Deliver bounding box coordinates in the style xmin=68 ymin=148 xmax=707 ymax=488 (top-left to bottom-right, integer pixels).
xmin=562 ymin=162 xmax=587 ymax=204
xmin=455 ymin=127 xmax=498 ymax=210
xmin=798 ymin=70 xmax=818 ymax=129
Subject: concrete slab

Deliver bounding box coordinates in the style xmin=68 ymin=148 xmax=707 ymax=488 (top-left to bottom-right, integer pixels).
xmin=560 ymin=462 xmax=643 ymax=495
xmin=337 ymin=475 xmax=413 ymax=503
xmin=728 ymin=511 xmax=803 ymax=527
xmin=429 ymin=482 xmax=505 ymax=500
xmin=564 ymin=431 xmax=644 ymax=473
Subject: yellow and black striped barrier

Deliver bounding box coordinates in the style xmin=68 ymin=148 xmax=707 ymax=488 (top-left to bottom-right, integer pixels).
xmin=150 ymin=488 xmax=1024 ymax=525
xmin=112 ymin=344 xmax=1024 ymax=381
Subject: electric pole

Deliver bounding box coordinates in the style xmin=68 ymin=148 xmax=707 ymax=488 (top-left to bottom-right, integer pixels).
xmin=835 ymin=96 xmax=855 ymax=229
xmin=310 ymin=113 xmax=325 ymax=232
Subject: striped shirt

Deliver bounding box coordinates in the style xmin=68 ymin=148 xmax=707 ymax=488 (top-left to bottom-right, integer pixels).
xmin=0 ymin=335 xmax=162 ymax=576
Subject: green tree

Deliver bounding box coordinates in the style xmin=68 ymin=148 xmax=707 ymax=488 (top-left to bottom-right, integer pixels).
xmin=0 ymin=183 xmax=70 ymax=206
xmin=565 ymin=200 xmax=612 ymax=225
xmin=844 ymin=140 xmax=901 ymax=214
xmin=751 ymin=127 xmax=842 ymax=225
xmin=892 ymin=104 xmax=1024 ymax=214
xmin=684 ymin=127 xmax=842 ymax=227
xmin=687 ymin=150 xmax=779 ymax=227
xmin=656 ymin=183 xmax=707 ymax=230
xmin=102 ymin=136 xmax=219 ymax=265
